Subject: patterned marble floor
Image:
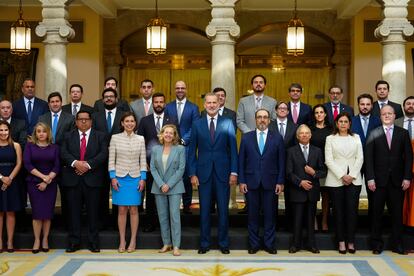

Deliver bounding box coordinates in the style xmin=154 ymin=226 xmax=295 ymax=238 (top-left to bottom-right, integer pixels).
xmin=1 ymin=249 xmax=413 ymax=276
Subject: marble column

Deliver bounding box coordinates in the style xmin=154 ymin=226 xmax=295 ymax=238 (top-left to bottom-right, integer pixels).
xmin=375 ymin=0 xmax=413 ymax=104
xmin=206 ymin=0 xmax=240 ymax=110
xmin=35 ymin=0 xmax=75 ymax=103
xmin=331 ymin=40 xmax=351 ymax=104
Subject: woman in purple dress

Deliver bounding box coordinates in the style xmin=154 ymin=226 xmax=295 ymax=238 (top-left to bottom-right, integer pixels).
xmin=24 ymin=122 xmax=60 ymax=254
xmin=0 ymin=121 xmax=23 ymax=253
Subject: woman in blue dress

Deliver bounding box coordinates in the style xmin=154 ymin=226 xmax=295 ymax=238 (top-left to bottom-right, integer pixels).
xmin=108 ymin=112 xmax=146 ymax=253
xmin=0 ymin=121 xmax=23 ymax=253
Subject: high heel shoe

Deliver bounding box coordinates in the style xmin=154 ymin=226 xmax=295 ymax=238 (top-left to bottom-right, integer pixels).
xmin=41 ymin=247 xmax=49 ymax=253
xmin=173 ymin=247 xmax=181 ymax=256
xmin=32 ymin=248 xmax=40 ymax=254
xmin=338 ymin=249 xmax=346 ymax=254
xmin=118 ymin=247 xmax=125 ymax=253
xmin=159 ymin=245 xmax=172 ymax=253
xmin=348 ymin=248 xmax=356 ymax=254
xmin=127 ymin=243 xmax=136 ymax=253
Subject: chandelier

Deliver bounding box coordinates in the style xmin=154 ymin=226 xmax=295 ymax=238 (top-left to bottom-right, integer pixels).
xmin=147 ymin=0 xmax=167 ymax=55
xmin=286 ymin=0 xmax=304 ymax=56
xmin=10 ymin=0 xmax=31 ymax=56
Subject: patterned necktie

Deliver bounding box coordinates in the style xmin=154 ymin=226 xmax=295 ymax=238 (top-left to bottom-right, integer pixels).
xmin=408 ymin=119 xmax=413 ymax=140
xmin=107 ymin=111 xmax=112 ymax=133
xmin=292 ymin=104 xmax=298 ymax=124
xmin=256 ymin=97 xmax=262 ymax=111
xmin=380 ymin=102 xmax=385 ymax=109
xmin=177 ymin=102 xmax=183 ymax=124
xmin=144 ymin=100 xmax=150 ymax=116
xmin=80 ymin=132 xmax=86 ymax=161
xmin=386 ymin=127 xmax=392 ymax=149
xmin=210 ymin=117 xmax=215 ymax=143
xmin=27 ymin=100 xmax=32 ymax=123
xmin=303 ymin=145 xmax=308 ymax=162
xmin=333 ymin=104 xmax=339 ymax=120
xmin=72 ymin=104 xmax=78 ymax=116
xmin=362 ymin=116 xmax=368 ymax=137
xmin=52 ymin=113 xmax=58 ymax=143
xmin=259 ymin=131 xmax=265 ymax=154
xmin=279 ymin=122 xmax=285 ymax=138
xmin=156 ymin=116 xmax=161 ymax=133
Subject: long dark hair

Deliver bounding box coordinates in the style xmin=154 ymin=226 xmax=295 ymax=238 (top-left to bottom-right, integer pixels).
xmin=332 ymin=112 xmax=353 ymax=136
xmin=310 ymin=104 xmax=330 ymax=128
xmin=0 ymin=121 xmax=13 ymax=146
xmin=119 ymin=111 xmax=138 ymax=132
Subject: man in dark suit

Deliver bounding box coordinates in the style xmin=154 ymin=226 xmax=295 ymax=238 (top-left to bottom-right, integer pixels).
xmin=351 ymin=93 xmax=381 ymax=220
xmin=395 ymin=96 xmax=414 ymax=136
xmin=287 ymin=83 xmax=312 ymax=125
xmin=188 ymin=92 xmax=238 ymax=254
xmin=239 ymin=108 xmax=285 ymax=254
xmin=371 ymin=80 xmax=404 ymax=119
xmin=0 ymin=99 xmax=26 ymax=147
xmin=60 ymin=110 xmax=108 ymax=253
xmin=93 ymin=77 xmax=130 ymax=113
xmin=12 ymin=79 xmax=49 ymax=135
xmin=137 ymin=92 xmax=178 ymax=232
xmin=286 ymin=124 xmax=326 ymax=254
xmin=92 ymin=87 xmax=125 ymax=227
xmin=62 ymin=84 xmax=94 ymax=116
xmin=365 ymin=105 xmax=413 ymax=255
xmin=323 ymin=85 xmax=354 ymax=125
xmin=165 ymin=80 xmax=200 ymax=214
xmin=39 ymin=92 xmax=74 ymax=145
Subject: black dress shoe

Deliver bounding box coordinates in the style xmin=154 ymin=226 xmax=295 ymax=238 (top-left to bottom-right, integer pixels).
xmin=248 ymin=248 xmax=259 ymax=254
xmin=338 ymin=249 xmax=346 ymax=254
xmin=66 ymin=244 xmax=80 ymax=253
xmin=32 ymin=249 xmax=40 ymax=254
xmin=307 ymin=247 xmax=320 ymax=254
xmin=198 ymin=247 xmax=209 ymax=254
xmin=220 ymin=247 xmax=230 ymax=254
xmin=264 ymin=247 xmax=277 ymax=254
xmin=347 ymin=248 xmax=356 ymax=254
xmin=392 ymin=247 xmax=407 ymax=255
xmin=372 ymin=249 xmax=382 ymax=255
xmin=6 ymin=248 xmax=14 ymax=253
xmin=89 ymin=244 xmax=100 ymax=253
xmin=143 ymin=224 xmax=155 ymax=233
xmin=288 ymin=246 xmax=299 ymax=253
xmin=183 ymin=207 xmax=192 ymax=214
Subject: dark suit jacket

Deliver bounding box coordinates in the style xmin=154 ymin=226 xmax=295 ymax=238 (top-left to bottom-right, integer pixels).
xmin=287 ymin=102 xmax=312 ymax=125
xmin=372 ymin=100 xmax=404 ymax=119
xmin=269 ymin=119 xmax=297 ymax=148
xmin=62 ymin=103 xmax=94 ymax=115
xmin=12 ymin=97 xmax=49 ymax=135
xmin=38 ymin=111 xmax=74 ymax=145
xmin=93 ymin=99 xmax=130 ymax=113
xmin=351 ymin=114 xmax=382 ymax=148
xmin=286 ymin=144 xmax=326 ymax=202
xmin=365 ymin=125 xmax=413 ymax=187
xmin=137 ymin=113 xmax=178 ymax=162
xmin=201 ymin=107 xmax=236 ymax=130
xmin=165 ymin=99 xmax=200 ymax=145
xmin=92 ymin=109 xmax=124 ymax=141
xmin=323 ymin=102 xmax=354 ymax=125
xmin=238 ymin=130 xmax=285 ymax=190
xmin=60 ymin=129 xmax=108 ymax=188
xmin=7 ymin=118 xmax=27 ymax=148
xmin=188 ymin=116 xmax=238 ymax=183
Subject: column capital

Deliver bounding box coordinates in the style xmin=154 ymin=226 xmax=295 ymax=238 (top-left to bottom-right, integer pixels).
xmin=206 ymin=0 xmax=240 ymax=42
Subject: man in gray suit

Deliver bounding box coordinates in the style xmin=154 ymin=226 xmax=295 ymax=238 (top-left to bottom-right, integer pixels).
xmin=237 ymin=74 xmax=277 ymax=134
xmin=395 ymin=96 xmax=414 ymax=139
xmin=130 ymin=79 xmax=154 ymax=125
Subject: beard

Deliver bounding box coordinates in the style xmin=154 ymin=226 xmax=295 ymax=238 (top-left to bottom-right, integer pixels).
xmin=104 ymin=102 xmax=117 ymax=110
xmin=154 ymin=106 xmax=165 ymax=114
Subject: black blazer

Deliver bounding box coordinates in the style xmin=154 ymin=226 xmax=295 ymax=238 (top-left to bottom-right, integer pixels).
xmin=60 ymin=129 xmax=108 ymax=188
xmin=201 ymin=107 xmax=236 ymax=130
xmin=137 ymin=113 xmax=178 ymax=161
xmin=365 ymin=125 xmax=413 ymax=187
xmin=92 ymin=109 xmax=124 ymax=141
xmin=323 ymin=102 xmax=354 ymax=125
xmin=62 ymin=103 xmax=94 ymax=115
xmin=269 ymin=119 xmax=297 ymax=148
xmin=372 ymin=100 xmax=404 ymax=119
xmin=8 ymin=118 xmax=27 ymax=148
xmin=286 ymin=144 xmax=327 ymax=203
xmin=287 ymin=102 xmax=312 ymax=126
xmin=38 ymin=111 xmax=74 ymax=145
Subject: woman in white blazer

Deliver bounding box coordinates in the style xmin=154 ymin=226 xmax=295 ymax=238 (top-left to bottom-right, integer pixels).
xmin=325 ymin=112 xmax=363 ymax=254
xmin=151 ymin=125 xmax=185 ymax=256
xmin=108 ymin=112 xmax=147 ymax=253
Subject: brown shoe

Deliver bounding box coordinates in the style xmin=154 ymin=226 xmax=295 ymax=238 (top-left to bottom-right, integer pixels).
xmin=173 ymin=247 xmax=181 ymax=256
xmin=159 ymin=245 xmax=172 ymax=253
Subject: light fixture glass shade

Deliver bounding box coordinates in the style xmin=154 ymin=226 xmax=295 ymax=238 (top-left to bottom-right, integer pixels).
xmin=146 ymin=17 xmax=167 ymax=55
xmin=10 ymin=18 xmax=31 ymax=56
xmin=286 ymin=18 xmax=304 ymax=56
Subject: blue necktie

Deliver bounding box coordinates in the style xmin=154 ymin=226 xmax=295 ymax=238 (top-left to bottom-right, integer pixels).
xmin=27 ymin=100 xmax=32 ymax=124
xmin=52 ymin=113 xmax=58 ymax=143
xmin=408 ymin=119 xmax=413 ymax=140
xmin=107 ymin=111 xmax=112 ymax=133
xmin=259 ymin=131 xmax=265 ymax=154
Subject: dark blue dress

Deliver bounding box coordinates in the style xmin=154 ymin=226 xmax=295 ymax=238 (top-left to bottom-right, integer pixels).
xmin=0 ymin=144 xmax=22 ymax=212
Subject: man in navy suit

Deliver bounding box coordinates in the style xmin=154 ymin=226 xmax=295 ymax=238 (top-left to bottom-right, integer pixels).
xmin=371 ymin=80 xmax=404 ymax=119
xmin=165 ymin=80 xmax=200 ymax=214
xmin=188 ymin=92 xmax=238 ymax=254
xmin=351 ymin=93 xmax=381 ymax=220
xmin=287 ymin=83 xmax=312 ymax=125
xmin=323 ymin=85 xmax=354 ymax=125
xmin=239 ymin=108 xmax=285 ymax=254
xmin=12 ymin=79 xmax=49 ymax=135
xmin=138 ymin=92 xmax=178 ymax=232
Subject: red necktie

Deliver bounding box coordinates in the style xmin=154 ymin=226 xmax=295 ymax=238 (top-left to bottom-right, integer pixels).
xmin=80 ymin=132 xmax=86 ymax=161
xmin=333 ymin=104 xmax=339 ymax=120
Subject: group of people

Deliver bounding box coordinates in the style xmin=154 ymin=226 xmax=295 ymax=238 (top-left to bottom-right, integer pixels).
xmin=0 ymin=74 xmax=413 ymax=256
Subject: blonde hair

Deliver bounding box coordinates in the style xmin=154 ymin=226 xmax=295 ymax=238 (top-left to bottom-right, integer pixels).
xmin=158 ymin=124 xmax=180 ymax=145
xmin=30 ymin=122 xmax=52 ymax=145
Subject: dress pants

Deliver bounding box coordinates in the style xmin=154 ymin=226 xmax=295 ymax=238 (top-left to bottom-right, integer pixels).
xmin=292 ymin=200 xmax=317 ymax=248
xmin=155 ymin=193 xmax=182 ymax=248
xmin=65 ymin=181 xmax=101 ymax=246
xmin=246 ymin=186 xmax=277 ymax=250
xmin=330 ymin=184 xmax=361 ymax=243
xmin=198 ymin=169 xmax=230 ymax=249
xmin=371 ymin=181 xmax=404 ymax=250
